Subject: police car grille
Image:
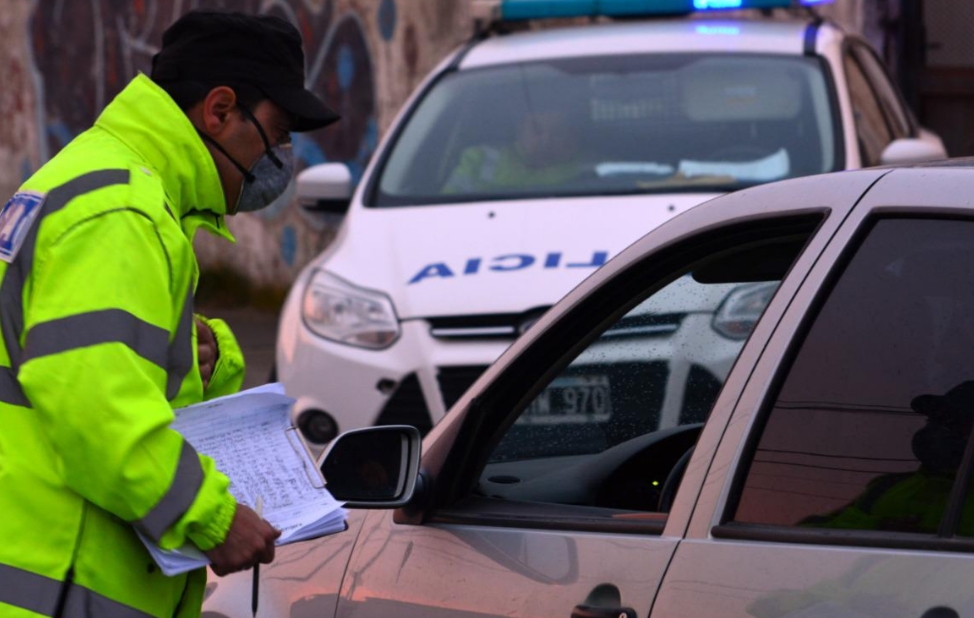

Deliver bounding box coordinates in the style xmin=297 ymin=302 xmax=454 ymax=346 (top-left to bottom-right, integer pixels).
xmin=376 ymin=373 xmax=434 ymax=436
xmin=602 ymin=313 xmax=685 ymax=339
xmin=679 ymin=365 xmax=723 ymax=425
xmin=437 ymin=365 xmax=490 ymax=410
xmin=427 ymin=309 xmax=550 ymax=340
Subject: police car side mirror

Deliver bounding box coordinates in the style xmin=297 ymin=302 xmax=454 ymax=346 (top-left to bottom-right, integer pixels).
xmin=319 ymin=425 xmax=421 ymax=508
xmin=297 ymin=163 xmax=354 ymax=214
xmin=880 ymin=137 xmax=947 ymax=166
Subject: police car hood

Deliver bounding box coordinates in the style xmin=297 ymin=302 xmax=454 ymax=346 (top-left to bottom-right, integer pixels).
xmin=323 ymin=194 xmax=718 ymax=320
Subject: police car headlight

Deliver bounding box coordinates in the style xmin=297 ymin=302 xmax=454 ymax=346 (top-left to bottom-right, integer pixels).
xmin=302 ymin=270 xmax=400 ymax=349
xmin=712 ymin=282 xmax=779 ymax=340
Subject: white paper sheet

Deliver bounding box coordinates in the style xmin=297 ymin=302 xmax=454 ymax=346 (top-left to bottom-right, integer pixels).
xmin=140 ymin=383 xmax=347 ymax=576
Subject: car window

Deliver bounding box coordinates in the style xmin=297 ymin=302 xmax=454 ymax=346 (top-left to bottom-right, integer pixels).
xmin=844 ymin=53 xmax=894 ymax=166
xmin=733 ymin=219 xmax=974 ymax=537
xmin=472 ymin=225 xmax=818 ymax=517
xmin=490 ymin=277 xmax=776 ymax=464
xmin=375 ymin=54 xmax=839 ymax=206
xmin=851 ymin=44 xmax=912 ymax=139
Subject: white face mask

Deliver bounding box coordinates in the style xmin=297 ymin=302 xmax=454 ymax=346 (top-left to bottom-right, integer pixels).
xmin=199 ymin=106 xmax=294 ymax=213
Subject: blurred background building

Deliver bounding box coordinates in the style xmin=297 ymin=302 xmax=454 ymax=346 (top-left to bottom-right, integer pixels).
xmin=0 ymin=0 xmax=968 ymax=303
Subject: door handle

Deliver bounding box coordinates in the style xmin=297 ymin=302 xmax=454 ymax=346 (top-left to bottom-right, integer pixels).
xmin=571 ymin=605 xmax=636 ymax=618
xmin=920 ymin=608 xmax=959 ymax=618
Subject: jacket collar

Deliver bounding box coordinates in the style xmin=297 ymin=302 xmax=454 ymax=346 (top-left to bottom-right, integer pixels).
xmin=94 ymin=74 xmax=234 ymax=242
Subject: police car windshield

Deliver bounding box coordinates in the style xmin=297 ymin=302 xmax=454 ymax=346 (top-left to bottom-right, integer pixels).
xmin=373 ymin=53 xmax=839 ymax=206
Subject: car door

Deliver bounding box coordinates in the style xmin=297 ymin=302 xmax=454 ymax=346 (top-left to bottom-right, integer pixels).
xmin=652 ymin=167 xmax=974 ymax=618
xmin=331 ymin=172 xmax=886 ymax=618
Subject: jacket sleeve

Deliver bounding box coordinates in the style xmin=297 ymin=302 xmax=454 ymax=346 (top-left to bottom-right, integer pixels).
xmin=195 ymin=314 xmax=246 ymax=400
xmin=18 ymin=210 xmax=235 ymax=551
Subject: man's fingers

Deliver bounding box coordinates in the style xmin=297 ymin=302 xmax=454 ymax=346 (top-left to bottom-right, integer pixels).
xmin=258 ymin=541 xmax=276 ymax=564
xmin=203 ymin=505 xmax=282 ymax=575
xmin=195 ymin=318 xmax=218 ymax=387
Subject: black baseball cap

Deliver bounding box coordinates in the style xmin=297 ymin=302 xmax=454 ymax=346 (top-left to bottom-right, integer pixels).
xmin=912 ymin=380 xmax=974 ymax=424
xmin=151 ymin=10 xmax=340 ymax=132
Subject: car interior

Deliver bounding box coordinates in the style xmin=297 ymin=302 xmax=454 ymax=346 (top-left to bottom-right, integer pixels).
xmin=470 ymin=231 xmax=816 ymax=516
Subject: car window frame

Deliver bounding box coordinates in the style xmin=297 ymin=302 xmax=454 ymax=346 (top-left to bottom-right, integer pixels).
xmin=842 ymin=48 xmax=895 ymax=166
xmin=847 ymin=39 xmax=917 ymax=139
xmin=414 ymin=213 xmax=827 ymax=535
xmin=713 ymin=212 xmax=974 ymax=554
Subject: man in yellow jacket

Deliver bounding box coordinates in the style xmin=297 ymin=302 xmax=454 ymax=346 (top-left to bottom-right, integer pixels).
xmin=0 ymin=10 xmax=339 ymax=618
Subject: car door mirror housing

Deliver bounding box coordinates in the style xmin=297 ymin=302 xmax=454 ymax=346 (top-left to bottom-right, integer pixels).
xmin=880 ymin=137 xmax=947 ymax=166
xmin=319 ymin=425 xmax=422 ymax=508
xmin=296 ymin=163 xmax=354 ymax=214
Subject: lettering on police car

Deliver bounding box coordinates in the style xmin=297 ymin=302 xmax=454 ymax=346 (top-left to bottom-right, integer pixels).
xmin=0 ymin=192 xmax=45 ymax=263
xmin=408 ymin=251 xmax=610 ymax=284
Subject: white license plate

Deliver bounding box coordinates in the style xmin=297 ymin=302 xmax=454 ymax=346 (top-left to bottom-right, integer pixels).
xmin=519 ymin=375 xmax=612 ymax=425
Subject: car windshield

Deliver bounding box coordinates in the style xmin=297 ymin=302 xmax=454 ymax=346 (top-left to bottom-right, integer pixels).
xmin=374 ymin=53 xmax=840 ymax=207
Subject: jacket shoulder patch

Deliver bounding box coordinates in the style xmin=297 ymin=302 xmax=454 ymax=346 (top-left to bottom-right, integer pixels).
xmin=0 ymin=191 xmax=45 ymax=263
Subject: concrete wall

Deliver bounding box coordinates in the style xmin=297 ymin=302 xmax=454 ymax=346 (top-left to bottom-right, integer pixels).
xmin=0 ymin=1 xmax=887 ymax=300
xmin=0 ymin=0 xmax=43 ymax=202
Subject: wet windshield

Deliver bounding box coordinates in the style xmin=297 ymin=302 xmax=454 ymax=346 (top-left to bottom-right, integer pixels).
xmin=374 ymin=53 xmax=839 ymax=206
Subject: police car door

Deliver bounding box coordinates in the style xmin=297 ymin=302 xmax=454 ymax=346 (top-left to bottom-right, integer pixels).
xmin=653 ymin=168 xmax=974 ymax=618
xmin=330 ymin=172 xmax=879 ymax=618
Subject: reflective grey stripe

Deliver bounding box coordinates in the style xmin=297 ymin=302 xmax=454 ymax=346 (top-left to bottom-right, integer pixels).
xmin=0 ymin=366 xmax=28 ymax=407
xmin=23 ymin=309 xmax=170 ymax=368
xmin=166 ymin=286 xmax=194 ymax=401
xmin=134 ymin=439 xmax=204 ymax=543
xmin=62 ymin=579 xmax=155 ymax=618
xmin=0 ymin=169 xmax=130 ymax=377
xmin=0 ymin=563 xmax=62 ymax=616
xmin=0 ymin=563 xmax=154 ymax=618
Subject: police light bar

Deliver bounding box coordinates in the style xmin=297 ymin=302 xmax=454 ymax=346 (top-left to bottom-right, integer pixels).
xmin=473 ymin=0 xmax=832 ymax=21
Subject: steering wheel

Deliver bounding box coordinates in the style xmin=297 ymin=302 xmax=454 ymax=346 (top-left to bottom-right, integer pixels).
xmin=657 ymin=446 xmax=695 ymax=512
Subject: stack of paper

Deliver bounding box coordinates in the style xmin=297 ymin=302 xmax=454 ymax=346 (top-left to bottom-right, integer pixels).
xmin=139 ymin=383 xmax=348 ymax=576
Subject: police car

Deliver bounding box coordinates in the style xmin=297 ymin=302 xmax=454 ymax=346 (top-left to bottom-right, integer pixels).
xmin=276 ymin=0 xmax=946 ymax=445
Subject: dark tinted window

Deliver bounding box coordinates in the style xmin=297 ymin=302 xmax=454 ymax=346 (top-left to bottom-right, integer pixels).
xmin=735 ymin=219 xmax=974 ymax=535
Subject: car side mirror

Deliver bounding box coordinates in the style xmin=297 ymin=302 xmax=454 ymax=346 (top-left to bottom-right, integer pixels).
xmin=880 ymin=137 xmax=947 ymax=166
xmin=297 ymin=163 xmax=354 ymax=214
xmin=319 ymin=425 xmax=421 ymax=508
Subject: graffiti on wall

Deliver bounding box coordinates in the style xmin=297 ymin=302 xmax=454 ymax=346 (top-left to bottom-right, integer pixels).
xmin=28 ymin=0 xmax=377 ymax=211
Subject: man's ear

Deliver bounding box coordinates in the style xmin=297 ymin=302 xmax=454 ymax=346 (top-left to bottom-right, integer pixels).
xmin=200 ymin=86 xmax=238 ymax=136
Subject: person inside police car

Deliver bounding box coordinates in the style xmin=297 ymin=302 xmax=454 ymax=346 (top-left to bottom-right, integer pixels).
xmin=0 ymin=10 xmax=339 ymax=618
xmin=442 ymin=100 xmax=586 ymax=194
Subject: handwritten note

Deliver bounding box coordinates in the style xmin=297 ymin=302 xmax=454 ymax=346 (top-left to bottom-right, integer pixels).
xmin=141 ymin=384 xmax=347 ymax=575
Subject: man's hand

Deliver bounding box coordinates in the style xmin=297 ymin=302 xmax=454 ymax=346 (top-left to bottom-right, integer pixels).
xmin=204 ymin=504 xmax=281 ymax=576
xmin=196 ymin=318 xmax=218 ymax=388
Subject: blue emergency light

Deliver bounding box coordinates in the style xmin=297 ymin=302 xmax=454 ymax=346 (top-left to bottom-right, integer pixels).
xmin=482 ymin=0 xmax=831 ymax=21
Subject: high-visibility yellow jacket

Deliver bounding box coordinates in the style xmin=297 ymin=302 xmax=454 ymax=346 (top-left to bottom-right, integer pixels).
xmin=0 ymin=74 xmax=246 ymax=618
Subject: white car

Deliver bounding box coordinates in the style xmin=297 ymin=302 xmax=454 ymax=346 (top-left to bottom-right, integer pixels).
xmin=276 ymin=0 xmax=946 ymax=445
xmin=207 ymin=160 xmax=974 ymax=618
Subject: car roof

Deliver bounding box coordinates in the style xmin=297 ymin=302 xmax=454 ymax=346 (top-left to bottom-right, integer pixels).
xmin=554 ymin=161 xmax=974 ymax=313
xmin=460 ymin=18 xmax=831 ymax=70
